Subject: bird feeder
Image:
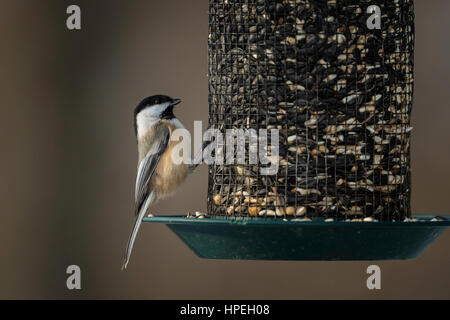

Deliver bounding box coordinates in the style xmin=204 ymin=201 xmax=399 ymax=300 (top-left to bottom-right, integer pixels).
xmin=145 ymin=0 xmax=450 ymax=260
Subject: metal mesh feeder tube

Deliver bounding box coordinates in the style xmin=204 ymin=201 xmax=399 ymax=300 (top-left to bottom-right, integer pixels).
xmin=207 ymin=0 xmax=415 ymax=221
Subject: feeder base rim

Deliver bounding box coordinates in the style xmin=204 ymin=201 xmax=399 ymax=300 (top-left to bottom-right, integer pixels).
xmin=143 ymin=214 xmax=450 ymax=227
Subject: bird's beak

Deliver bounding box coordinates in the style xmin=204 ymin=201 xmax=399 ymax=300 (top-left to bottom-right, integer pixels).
xmin=170 ymin=98 xmax=181 ymax=107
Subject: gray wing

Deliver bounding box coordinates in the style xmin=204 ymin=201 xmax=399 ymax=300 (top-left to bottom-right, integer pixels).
xmin=122 ymin=126 xmax=170 ymax=270
xmin=134 ymin=126 xmax=170 ymax=216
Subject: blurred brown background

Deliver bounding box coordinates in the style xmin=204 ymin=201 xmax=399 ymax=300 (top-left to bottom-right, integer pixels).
xmin=0 ymin=0 xmax=449 ymax=299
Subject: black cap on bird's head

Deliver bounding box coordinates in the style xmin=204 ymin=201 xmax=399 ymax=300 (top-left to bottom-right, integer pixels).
xmin=133 ymin=95 xmax=181 ymax=136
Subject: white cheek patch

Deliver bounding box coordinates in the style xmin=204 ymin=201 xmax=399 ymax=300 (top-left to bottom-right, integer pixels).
xmin=136 ymin=115 xmax=159 ymax=139
xmin=136 ymin=103 xmax=170 ymax=139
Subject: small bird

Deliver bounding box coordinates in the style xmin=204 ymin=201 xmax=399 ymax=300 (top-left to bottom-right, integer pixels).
xmin=122 ymin=95 xmax=204 ymax=270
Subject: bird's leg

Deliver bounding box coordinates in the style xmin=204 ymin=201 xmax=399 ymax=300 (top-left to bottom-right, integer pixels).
xmin=188 ymin=123 xmax=224 ymax=172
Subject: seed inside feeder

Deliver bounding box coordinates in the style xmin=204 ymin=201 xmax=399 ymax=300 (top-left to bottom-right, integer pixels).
xmin=208 ymin=0 xmax=414 ymax=221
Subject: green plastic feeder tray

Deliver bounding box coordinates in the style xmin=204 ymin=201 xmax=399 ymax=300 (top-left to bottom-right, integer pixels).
xmin=143 ymin=214 xmax=450 ymax=261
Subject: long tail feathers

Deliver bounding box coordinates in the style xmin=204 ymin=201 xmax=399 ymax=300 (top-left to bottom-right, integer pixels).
xmin=122 ymin=192 xmax=154 ymax=270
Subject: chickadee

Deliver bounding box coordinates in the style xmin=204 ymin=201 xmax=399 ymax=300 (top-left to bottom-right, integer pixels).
xmin=122 ymin=95 xmax=206 ymax=270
